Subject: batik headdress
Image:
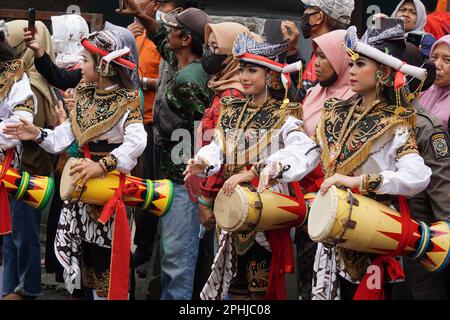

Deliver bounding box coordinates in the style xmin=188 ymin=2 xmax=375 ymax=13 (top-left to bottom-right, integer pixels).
xmin=232 ymin=32 xmax=302 ymax=100
xmin=343 ymin=18 xmax=427 ymax=107
xmin=81 ymin=30 xmax=136 ymax=78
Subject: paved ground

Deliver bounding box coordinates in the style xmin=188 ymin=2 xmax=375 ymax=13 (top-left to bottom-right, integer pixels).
xmin=37 ymin=224 xmax=148 ymax=300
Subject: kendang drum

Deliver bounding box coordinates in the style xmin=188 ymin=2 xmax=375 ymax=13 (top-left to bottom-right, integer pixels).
xmin=419 ymin=221 xmax=450 ymax=272
xmin=60 ymin=158 xmax=173 ymax=217
xmin=0 ymin=162 xmax=54 ymax=210
xmin=214 ymin=183 xmax=308 ymax=232
xmin=307 ymin=186 xmax=450 ymax=272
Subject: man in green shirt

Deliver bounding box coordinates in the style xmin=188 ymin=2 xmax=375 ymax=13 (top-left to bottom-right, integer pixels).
xmin=118 ymin=0 xmax=210 ymax=299
xmin=149 ymin=9 xmax=210 ymax=182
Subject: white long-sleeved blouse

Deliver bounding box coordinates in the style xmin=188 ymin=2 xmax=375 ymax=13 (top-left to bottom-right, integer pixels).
xmin=195 ymin=115 xmax=321 ymax=193
xmin=38 ymin=83 xmax=146 ymax=173
xmin=0 ymin=73 xmax=36 ymax=150
xmin=354 ymin=126 xmax=431 ymax=197
xmin=39 ymin=114 xmax=146 ymax=174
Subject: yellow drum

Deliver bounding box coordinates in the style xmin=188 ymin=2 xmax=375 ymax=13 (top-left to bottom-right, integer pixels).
xmin=420 ymin=221 xmax=450 ymax=272
xmin=307 ymin=186 xmax=429 ymax=258
xmin=60 ymin=158 xmax=173 ymax=216
xmin=0 ymin=162 xmax=54 ymax=209
xmin=214 ymin=184 xmax=308 ymax=232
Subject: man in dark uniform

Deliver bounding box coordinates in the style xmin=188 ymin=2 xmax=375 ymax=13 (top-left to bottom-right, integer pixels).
xmin=392 ymin=45 xmax=450 ymax=299
xmin=392 ymin=106 xmax=450 ymax=300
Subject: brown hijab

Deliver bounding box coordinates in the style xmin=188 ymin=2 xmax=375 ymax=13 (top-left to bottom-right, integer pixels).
xmin=6 ymin=20 xmax=56 ymax=125
xmin=205 ymin=22 xmax=262 ymax=93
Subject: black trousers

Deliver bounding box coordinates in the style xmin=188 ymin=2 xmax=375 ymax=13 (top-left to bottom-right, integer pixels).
xmin=390 ymin=258 xmax=449 ymax=300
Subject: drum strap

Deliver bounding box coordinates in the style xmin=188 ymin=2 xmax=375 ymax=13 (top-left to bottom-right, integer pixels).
xmin=0 ymin=147 xmax=15 ymax=235
xmin=290 ymin=181 xmax=306 ymax=222
xmin=393 ymin=196 xmax=415 ymax=256
xmin=83 ymin=145 xmax=92 ymax=160
xmin=354 ymin=195 xmax=412 ymax=300
xmin=266 ymin=228 xmax=294 ymax=300
xmin=98 ymin=173 xmax=140 ymax=300
xmin=265 ymin=182 xmax=303 ymax=300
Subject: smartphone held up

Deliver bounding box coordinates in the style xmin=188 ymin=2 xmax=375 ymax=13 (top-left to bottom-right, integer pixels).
xmin=28 ymin=8 xmax=36 ymax=37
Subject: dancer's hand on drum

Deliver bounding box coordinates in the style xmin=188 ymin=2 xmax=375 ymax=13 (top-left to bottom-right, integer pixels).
xmin=2 ymin=118 xmax=40 ymax=141
xmin=222 ymin=170 xmax=257 ymax=197
xmin=70 ymin=159 xmax=105 ymax=186
xmin=319 ymin=173 xmax=360 ymax=195
xmin=183 ymin=156 xmax=210 ymax=181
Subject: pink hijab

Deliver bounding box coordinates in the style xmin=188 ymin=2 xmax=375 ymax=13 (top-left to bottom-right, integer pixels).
xmin=302 ymin=30 xmax=355 ymax=136
xmin=419 ymin=35 xmax=450 ymax=131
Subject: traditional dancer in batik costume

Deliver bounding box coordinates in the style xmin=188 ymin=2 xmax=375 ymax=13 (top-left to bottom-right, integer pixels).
xmin=184 ymin=32 xmax=320 ymax=300
xmin=4 ymin=30 xmax=146 ymax=300
xmin=311 ymin=19 xmax=432 ymax=300
xmin=0 ymin=19 xmax=37 ymax=238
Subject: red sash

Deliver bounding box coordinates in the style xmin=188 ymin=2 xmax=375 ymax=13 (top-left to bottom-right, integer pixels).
xmin=0 ymin=148 xmax=15 ymax=235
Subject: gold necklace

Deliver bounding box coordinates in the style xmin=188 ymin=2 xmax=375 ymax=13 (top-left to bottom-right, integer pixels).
xmin=226 ymin=98 xmax=270 ymax=175
xmin=327 ymin=96 xmax=381 ymax=175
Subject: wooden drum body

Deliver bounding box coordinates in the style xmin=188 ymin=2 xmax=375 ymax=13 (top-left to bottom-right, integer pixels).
xmin=214 ymin=184 xmax=308 ymax=232
xmin=60 ymin=158 xmax=173 ymax=216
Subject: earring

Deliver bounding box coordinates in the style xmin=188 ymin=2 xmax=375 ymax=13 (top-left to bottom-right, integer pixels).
xmin=376 ymin=65 xmax=394 ymax=87
xmin=265 ymin=75 xmax=271 ymax=101
xmin=375 ymin=80 xmax=382 ymax=100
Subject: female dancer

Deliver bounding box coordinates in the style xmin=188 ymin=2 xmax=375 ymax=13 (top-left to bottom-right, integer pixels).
xmin=4 ymin=30 xmax=146 ymax=300
xmin=184 ymin=32 xmax=320 ymax=300
xmin=311 ymin=21 xmax=431 ymax=300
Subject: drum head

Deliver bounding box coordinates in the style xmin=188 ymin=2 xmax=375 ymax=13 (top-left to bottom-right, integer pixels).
xmin=214 ymin=185 xmax=248 ymax=232
xmin=59 ymin=157 xmax=79 ymax=201
xmin=307 ymin=185 xmax=339 ymax=242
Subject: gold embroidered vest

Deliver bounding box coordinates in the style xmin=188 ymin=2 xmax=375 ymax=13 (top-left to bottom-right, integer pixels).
xmin=216 ymin=97 xmax=302 ymax=255
xmin=70 ymin=82 xmax=141 ymax=147
xmin=0 ymin=59 xmax=26 ymax=102
xmin=217 ymin=97 xmax=302 ymax=179
xmin=316 ymin=94 xmax=416 ymax=178
xmin=316 ymin=94 xmax=417 ymax=280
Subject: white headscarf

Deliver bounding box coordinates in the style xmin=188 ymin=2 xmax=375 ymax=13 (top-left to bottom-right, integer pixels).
xmin=391 ymin=0 xmax=427 ymax=35
xmin=51 ymin=14 xmax=89 ymax=69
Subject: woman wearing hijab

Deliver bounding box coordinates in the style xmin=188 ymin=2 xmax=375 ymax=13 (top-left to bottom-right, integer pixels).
xmin=10 ymin=21 xmax=73 ymax=293
xmin=392 ymin=0 xmax=436 ymax=58
xmin=194 ymin=23 xmax=257 ymax=229
xmin=294 ymin=29 xmax=356 ymax=299
xmin=185 ymin=32 xmax=320 ymax=300
xmin=189 ymin=22 xmax=261 ymax=297
xmin=49 ymin=15 xmax=90 ymax=297
xmin=419 ymin=35 xmax=450 ymax=132
xmin=388 ymin=41 xmax=450 ymax=300
xmin=302 ymin=29 xmax=356 ymax=137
